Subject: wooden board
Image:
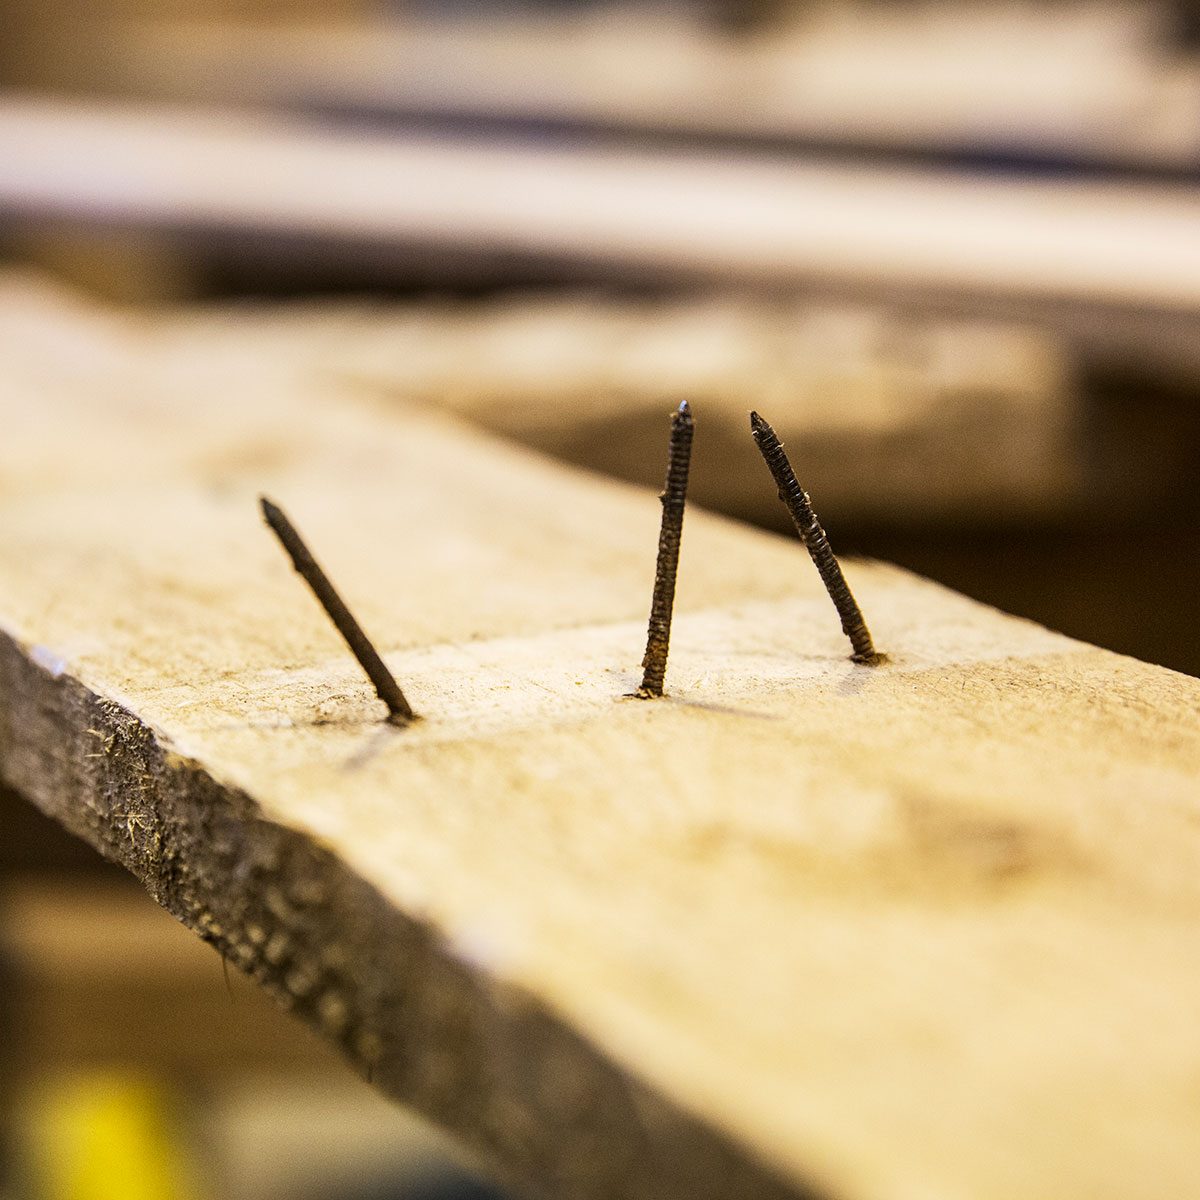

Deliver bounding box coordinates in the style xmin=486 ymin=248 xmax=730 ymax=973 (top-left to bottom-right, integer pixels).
xmin=2 ymin=277 xmax=1200 ymax=1200
xmin=0 ymin=880 xmax=477 ymax=1200
xmin=153 ymin=290 xmax=1081 ymax=522
xmin=117 ymin=7 xmax=1200 ymax=167
xmin=5 ymin=95 xmax=1200 ymax=314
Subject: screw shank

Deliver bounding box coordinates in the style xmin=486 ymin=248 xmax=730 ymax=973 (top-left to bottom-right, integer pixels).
xmin=639 ymin=402 xmax=694 ymax=696
xmin=261 ymin=497 xmax=416 ymax=722
xmin=749 ymin=414 xmax=877 ymax=664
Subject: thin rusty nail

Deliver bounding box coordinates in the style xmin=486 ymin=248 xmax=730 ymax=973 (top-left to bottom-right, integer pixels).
xmin=749 ymin=411 xmax=880 ymax=665
xmin=260 ymin=496 xmax=417 ymax=724
xmin=638 ymin=400 xmax=694 ymax=697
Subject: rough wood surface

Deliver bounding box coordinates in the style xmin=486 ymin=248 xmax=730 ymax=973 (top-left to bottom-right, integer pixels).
xmin=3 ymin=278 xmax=1200 ymax=1200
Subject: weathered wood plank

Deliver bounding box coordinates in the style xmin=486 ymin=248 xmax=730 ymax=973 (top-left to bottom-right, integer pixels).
xmin=2 ymin=279 xmax=1200 ymax=1200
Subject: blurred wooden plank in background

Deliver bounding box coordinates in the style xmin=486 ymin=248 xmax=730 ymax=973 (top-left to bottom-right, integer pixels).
xmin=114 ymin=5 xmax=1200 ymax=167
xmin=154 ymin=289 xmax=1083 ymax=522
xmin=1 ymin=879 xmax=486 ymax=1200
xmin=3 ymin=95 xmax=1200 ymax=315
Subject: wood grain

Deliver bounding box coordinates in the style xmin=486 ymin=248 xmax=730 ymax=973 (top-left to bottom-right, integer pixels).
xmin=2 ymin=277 xmax=1200 ymax=1200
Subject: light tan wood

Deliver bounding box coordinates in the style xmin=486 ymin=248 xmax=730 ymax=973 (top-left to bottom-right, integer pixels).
xmin=155 ymin=290 xmax=1081 ymax=521
xmin=2 ymin=276 xmax=1200 ymax=1200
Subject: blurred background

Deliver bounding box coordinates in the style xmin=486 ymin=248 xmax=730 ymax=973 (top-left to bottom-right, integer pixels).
xmin=2 ymin=1 xmax=1198 ymax=1197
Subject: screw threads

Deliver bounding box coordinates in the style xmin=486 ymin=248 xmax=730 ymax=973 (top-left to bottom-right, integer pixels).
xmin=260 ymin=496 xmax=417 ymax=724
xmin=639 ymin=401 xmax=694 ymax=697
xmin=750 ymin=412 xmax=878 ymax=664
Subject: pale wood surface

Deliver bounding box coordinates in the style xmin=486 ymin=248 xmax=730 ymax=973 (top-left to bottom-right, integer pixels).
xmin=2 ymin=277 xmax=1200 ymax=1200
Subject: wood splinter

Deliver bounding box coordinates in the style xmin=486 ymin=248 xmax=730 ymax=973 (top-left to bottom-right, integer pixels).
xmin=749 ymin=411 xmax=881 ymax=665
xmin=259 ymin=496 xmax=417 ymax=725
xmin=637 ymin=400 xmax=694 ymax=697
